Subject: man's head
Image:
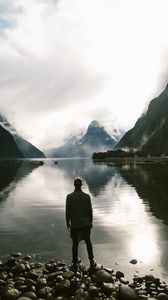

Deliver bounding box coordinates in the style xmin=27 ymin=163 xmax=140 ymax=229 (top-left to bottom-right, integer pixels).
xmin=74 ymin=177 xmax=83 ymax=188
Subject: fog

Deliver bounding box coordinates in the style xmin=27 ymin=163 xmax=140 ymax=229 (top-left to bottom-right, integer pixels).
xmin=0 ymin=0 xmax=168 ymax=149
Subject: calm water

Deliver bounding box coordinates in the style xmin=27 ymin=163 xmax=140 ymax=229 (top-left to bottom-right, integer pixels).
xmin=0 ymin=158 xmax=168 ymax=281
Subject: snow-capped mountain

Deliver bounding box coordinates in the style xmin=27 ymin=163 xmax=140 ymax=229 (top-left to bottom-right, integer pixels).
xmin=45 ymin=120 xmax=123 ymax=158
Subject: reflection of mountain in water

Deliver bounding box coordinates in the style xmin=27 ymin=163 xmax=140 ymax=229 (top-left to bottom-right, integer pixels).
xmin=55 ymin=159 xmax=118 ymax=197
xmin=0 ymin=160 xmax=42 ymax=201
xmin=117 ymin=163 xmax=168 ymax=225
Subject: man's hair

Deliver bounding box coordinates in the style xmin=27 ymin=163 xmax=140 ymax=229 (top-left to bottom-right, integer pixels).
xmin=74 ymin=177 xmax=83 ymax=187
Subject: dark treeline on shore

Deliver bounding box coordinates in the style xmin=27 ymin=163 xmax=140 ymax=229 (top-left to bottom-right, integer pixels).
xmin=92 ymin=149 xmax=150 ymax=160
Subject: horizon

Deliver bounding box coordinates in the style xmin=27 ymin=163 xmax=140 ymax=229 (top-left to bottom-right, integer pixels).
xmin=0 ymin=0 xmax=168 ymax=149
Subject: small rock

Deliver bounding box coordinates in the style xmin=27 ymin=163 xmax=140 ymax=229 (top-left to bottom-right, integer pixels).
xmin=102 ymin=282 xmax=115 ymax=295
xmin=3 ymin=288 xmax=21 ymax=300
xmin=129 ymin=259 xmax=137 ymax=265
xmin=27 ymin=272 xmax=39 ymax=281
xmin=11 ymin=252 xmax=22 ymax=258
xmin=120 ymin=277 xmax=129 ymax=284
xmin=13 ymin=264 xmax=26 ymax=274
xmin=17 ymin=297 xmax=32 ymax=300
xmin=63 ymin=271 xmax=74 ymax=280
xmin=118 ymin=285 xmax=138 ymax=300
xmin=145 ymin=275 xmax=154 ymax=281
xmin=88 ymin=285 xmax=99 ymax=297
xmin=158 ymin=293 xmax=168 ymax=300
xmin=22 ymin=291 xmax=37 ymax=299
xmin=93 ymin=269 xmax=113 ymax=283
xmin=23 ymin=255 xmax=32 ymax=261
xmin=116 ymin=271 xmax=125 ymax=279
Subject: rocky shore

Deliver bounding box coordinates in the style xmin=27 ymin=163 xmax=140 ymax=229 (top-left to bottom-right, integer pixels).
xmin=0 ymin=253 xmax=168 ymax=300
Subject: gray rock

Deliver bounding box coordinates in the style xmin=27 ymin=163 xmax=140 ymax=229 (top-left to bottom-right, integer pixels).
xmin=22 ymin=292 xmax=37 ymax=299
xmin=88 ymin=285 xmax=99 ymax=297
xmin=93 ymin=269 xmax=113 ymax=283
xmin=120 ymin=277 xmax=129 ymax=284
xmin=11 ymin=252 xmax=22 ymax=258
xmin=129 ymin=259 xmax=137 ymax=265
xmin=102 ymin=282 xmax=115 ymax=295
xmin=17 ymin=297 xmax=32 ymax=300
xmin=116 ymin=271 xmax=125 ymax=279
xmin=13 ymin=264 xmax=26 ymax=274
xmin=118 ymin=285 xmax=138 ymax=300
xmin=158 ymin=293 xmax=168 ymax=300
xmin=3 ymin=288 xmax=21 ymax=300
xmin=25 ymin=279 xmax=37 ymax=287
xmin=38 ymin=286 xmax=53 ymax=298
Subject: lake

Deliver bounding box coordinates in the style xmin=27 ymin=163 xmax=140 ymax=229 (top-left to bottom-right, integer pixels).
xmin=0 ymin=158 xmax=168 ymax=282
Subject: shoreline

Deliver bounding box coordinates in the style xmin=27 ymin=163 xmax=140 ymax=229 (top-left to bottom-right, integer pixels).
xmin=0 ymin=253 xmax=168 ymax=300
xmin=92 ymin=157 xmax=168 ymax=165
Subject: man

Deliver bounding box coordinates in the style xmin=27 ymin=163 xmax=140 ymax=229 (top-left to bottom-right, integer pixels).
xmin=65 ymin=177 xmax=96 ymax=271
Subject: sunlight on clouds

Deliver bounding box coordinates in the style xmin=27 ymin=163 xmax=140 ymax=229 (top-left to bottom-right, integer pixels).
xmin=0 ymin=0 xmax=168 ymax=147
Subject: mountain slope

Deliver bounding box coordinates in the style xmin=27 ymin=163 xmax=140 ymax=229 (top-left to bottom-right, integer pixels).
xmin=115 ymin=83 xmax=168 ymax=155
xmin=0 ymin=125 xmax=24 ymax=158
xmin=0 ymin=115 xmax=45 ymax=158
xmin=46 ymin=120 xmax=118 ymax=158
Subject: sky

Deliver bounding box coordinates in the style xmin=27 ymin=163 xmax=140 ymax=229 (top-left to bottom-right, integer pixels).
xmin=0 ymin=0 xmax=168 ymax=150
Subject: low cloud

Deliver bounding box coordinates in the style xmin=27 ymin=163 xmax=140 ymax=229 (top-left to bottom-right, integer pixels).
xmin=0 ymin=0 xmax=168 ymax=149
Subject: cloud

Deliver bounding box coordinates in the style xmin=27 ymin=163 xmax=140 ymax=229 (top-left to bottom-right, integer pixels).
xmin=0 ymin=0 xmax=168 ymax=149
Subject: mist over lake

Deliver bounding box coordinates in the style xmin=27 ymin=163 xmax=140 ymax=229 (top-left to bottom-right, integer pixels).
xmin=0 ymin=158 xmax=168 ymax=282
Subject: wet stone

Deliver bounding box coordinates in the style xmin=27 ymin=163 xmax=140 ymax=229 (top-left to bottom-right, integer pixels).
xmin=116 ymin=271 xmax=125 ymax=279
xmin=88 ymin=285 xmax=99 ymax=297
xmin=158 ymin=293 xmax=168 ymax=300
xmin=13 ymin=264 xmax=26 ymax=274
xmin=118 ymin=285 xmax=138 ymax=300
xmin=120 ymin=277 xmax=129 ymax=284
xmin=17 ymin=297 xmax=32 ymax=300
xmin=22 ymin=291 xmax=37 ymax=299
xmin=129 ymin=259 xmax=138 ymax=265
xmin=23 ymin=255 xmax=32 ymax=261
xmin=93 ymin=269 xmax=113 ymax=283
xmin=38 ymin=286 xmax=53 ymax=298
xmin=102 ymin=283 xmax=115 ymax=295
xmin=63 ymin=271 xmax=74 ymax=280
xmin=11 ymin=253 xmax=22 ymax=258
xmin=27 ymin=272 xmax=39 ymax=281
xmin=3 ymin=288 xmax=21 ymax=300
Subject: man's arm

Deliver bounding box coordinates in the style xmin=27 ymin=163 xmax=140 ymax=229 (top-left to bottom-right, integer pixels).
xmin=65 ymin=195 xmax=70 ymax=229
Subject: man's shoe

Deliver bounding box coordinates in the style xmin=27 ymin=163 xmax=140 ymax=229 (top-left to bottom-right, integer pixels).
xmin=90 ymin=259 xmax=97 ymax=268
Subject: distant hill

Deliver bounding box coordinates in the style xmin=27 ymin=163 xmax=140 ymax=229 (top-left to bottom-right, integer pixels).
xmin=46 ymin=120 xmax=122 ymax=158
xmin=115 ymin=83 xmax=168 ymax=156
xmin=0 ymin=125 xmax=23 ymax=158
xmin=0 ymin=114 xmax=45 ymax=158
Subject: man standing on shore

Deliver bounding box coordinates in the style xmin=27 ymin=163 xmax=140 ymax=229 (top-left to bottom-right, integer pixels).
xmin=65 ymin=177 xmax=96 ymax=271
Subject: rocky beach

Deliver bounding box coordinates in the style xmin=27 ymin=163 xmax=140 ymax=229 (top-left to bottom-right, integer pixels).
xmin=0 ymin=253 xmax=168 ymax=300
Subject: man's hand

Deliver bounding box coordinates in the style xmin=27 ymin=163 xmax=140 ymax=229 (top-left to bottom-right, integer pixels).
xmin=67 ymin=226 xmax=70 ymax=231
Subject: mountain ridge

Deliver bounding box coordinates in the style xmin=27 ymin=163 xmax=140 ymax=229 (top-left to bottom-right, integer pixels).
xmin=115 ymin=83 xmax=168 ymax=155
xmin=46 ymin=120 xmax=123 ymax=158
xmin=0 ymin=114 xmax=45 ymax=158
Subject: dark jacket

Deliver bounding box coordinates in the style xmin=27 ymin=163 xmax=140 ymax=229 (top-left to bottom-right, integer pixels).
xmin=66 ymin=188 xmax=93 ymax=228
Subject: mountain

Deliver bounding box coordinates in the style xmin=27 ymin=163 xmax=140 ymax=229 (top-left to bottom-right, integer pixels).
xmin=115 ymin=83 xmax=168 ymax=156
xmin=0 ymin=125 xmax=23 ymax=158
xmin=0 ymin=114 xmax=45 ymax=158
xmin=46 ymin=120 xmax=121 ymax=158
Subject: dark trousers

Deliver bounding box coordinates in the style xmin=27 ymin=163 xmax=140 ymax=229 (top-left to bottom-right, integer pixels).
xmin=70 ymin=226 xmax=94 ymax=263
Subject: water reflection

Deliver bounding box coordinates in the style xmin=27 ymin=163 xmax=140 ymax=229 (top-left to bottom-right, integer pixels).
xmin=0 ymin=159 xmax=167 ymax=281
xmin=0 ymin=161 xmax=41 ymax=201
xmin=55 ymin=159 xmax=120 ymax=197
xmin=118 ymin=163 xmax=168 ymax=225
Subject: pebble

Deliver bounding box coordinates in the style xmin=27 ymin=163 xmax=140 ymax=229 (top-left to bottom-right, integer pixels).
xmin=0 ymin=253 xmax=167 ymax=300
